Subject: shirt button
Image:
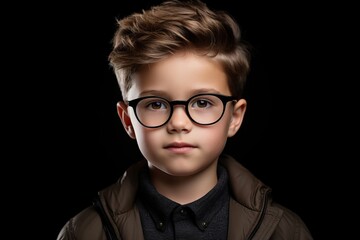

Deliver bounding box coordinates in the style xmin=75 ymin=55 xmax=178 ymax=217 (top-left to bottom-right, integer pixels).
xmin=180 ymin=209 xmax=185 ymax=214
xmin=157 ymin=222 xmax=165 ymax=231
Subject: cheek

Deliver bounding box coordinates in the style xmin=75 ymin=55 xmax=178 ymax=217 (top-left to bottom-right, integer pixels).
xmin=198 ymin=116 xmax=232 ymax=152
xmin=201 ymin=125 xmax=229 ymax=143
xmin=132 ymin=121 xmax=162 ymax=158
xmin=135 ymin=130 xmax=160 ymax=148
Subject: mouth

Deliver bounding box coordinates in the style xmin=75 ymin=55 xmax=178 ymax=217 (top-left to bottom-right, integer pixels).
xmin=164 ymin=142 xmax=197 ymax=153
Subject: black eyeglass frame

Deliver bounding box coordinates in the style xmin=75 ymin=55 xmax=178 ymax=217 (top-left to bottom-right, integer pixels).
xmin=125 ymin=93 xmax=237 ymax=128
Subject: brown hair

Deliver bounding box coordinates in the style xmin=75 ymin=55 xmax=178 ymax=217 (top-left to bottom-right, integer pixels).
xmin=109 ymin=0 xmax=250 ymax=100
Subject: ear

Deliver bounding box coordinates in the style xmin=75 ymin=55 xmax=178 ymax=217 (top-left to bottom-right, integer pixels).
xmin=117 ymin=101 xmax=136 ymax=139
xmin=228 ymin=99 xmax=247 ymax=137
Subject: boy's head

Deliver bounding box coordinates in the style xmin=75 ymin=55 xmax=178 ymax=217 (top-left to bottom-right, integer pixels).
xmin=109 ymin=0 xmax=250 ymax=177
xmin=108 ymin=0 xmax=250 ymax=101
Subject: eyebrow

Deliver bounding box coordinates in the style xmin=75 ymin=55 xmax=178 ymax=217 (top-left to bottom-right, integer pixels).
xmin=191 ymin=88 xmax=223 ymax=95
xmin=138 ymin=90 xmax=167 ymax=97
xmin=138 ymin=88 xmax=223 ymax=98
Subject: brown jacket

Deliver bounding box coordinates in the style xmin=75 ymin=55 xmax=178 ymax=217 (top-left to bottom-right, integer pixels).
xmin=57 ymin=155 xmax=313 ymax=240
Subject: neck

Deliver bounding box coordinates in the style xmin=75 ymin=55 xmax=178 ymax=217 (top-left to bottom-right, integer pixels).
xmin=148 ymin=160 xmax=218 ymax=205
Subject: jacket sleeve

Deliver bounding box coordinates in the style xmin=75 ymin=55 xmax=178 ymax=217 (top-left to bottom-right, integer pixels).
xmin=271 ymin=204 xmax=314 ymax=240
xmin=56 ymin=207 xmax=107 ymax=240
xmin=56 ymin=218 xmax=75 ymax=240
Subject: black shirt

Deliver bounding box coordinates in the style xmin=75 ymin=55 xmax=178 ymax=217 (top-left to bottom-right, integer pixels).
xmin=136 ymin=165 xmax=229 ymax=240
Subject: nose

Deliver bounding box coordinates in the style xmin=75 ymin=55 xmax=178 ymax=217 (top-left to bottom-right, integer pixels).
xmin=166 ymin=105 xmax=192 ymax=133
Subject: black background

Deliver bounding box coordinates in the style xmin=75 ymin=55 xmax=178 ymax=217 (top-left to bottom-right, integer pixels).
xmin=8 ymin=0 xmax=355 ymax=239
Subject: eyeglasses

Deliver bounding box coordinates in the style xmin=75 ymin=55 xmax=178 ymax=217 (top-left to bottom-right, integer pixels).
xmin=125 ymin=93 xmax=237 ymax=128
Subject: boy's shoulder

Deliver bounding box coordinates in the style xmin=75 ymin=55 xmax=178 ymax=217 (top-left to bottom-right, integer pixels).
xmin=57 ymin=206 xmax=104 ymax=240
xmin=57 ymin=160 xmax=147 ymax=240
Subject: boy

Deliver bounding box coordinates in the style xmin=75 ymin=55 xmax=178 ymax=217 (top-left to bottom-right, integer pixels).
xmin=57 ymin=0 xmax=313 ymax=239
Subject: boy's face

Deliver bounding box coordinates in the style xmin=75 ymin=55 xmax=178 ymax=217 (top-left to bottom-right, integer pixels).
xmin=117 ymin=51 xmax=246 ymax=177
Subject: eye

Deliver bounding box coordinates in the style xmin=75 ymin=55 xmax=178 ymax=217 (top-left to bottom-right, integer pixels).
xmin=190 ymin=98 xmax=214 ymax=109
xmin=149 ymin=101 xmax=164 ymax=109
xmin=143 ymin=98 xmax=169 ymax=110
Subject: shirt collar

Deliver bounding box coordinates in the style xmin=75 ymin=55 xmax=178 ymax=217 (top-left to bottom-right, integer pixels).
xmin=138 ymin=165 xmax=229 ymax=231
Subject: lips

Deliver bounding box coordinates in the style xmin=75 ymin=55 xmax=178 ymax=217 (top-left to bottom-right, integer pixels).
xmin=165 ymin=142 xmax=195 ymax=148
xmin=164 ymin=142 xmax=196 ymax=153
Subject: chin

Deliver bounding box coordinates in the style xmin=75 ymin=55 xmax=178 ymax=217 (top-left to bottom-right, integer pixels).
xmin=163 ymin=164 xmax=206 ymax=177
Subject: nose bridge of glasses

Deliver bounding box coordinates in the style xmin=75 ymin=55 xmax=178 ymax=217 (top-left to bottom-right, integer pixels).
xmin=169 ymin=100 xmax=190 ymax=119
xmin=170 ymin=100 xmax=188 ymax=107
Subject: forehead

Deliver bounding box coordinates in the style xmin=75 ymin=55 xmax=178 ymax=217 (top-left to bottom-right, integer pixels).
xmin=128 ymin=52 xmax=230 ymax=99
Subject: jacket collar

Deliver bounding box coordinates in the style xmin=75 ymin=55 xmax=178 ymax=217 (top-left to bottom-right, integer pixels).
xmin=100 ymin=154 xmax=271 ymax=215
xmin=219 ymin=154 xmax=271 ymax=211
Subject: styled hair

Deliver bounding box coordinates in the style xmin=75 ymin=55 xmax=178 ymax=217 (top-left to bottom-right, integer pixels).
xmin=108 ymin=0 xmax=250 ymax=100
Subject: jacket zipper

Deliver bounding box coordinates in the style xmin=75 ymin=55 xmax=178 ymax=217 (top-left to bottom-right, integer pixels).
xmin=247 ymin=190 xmax=270 ymax=240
